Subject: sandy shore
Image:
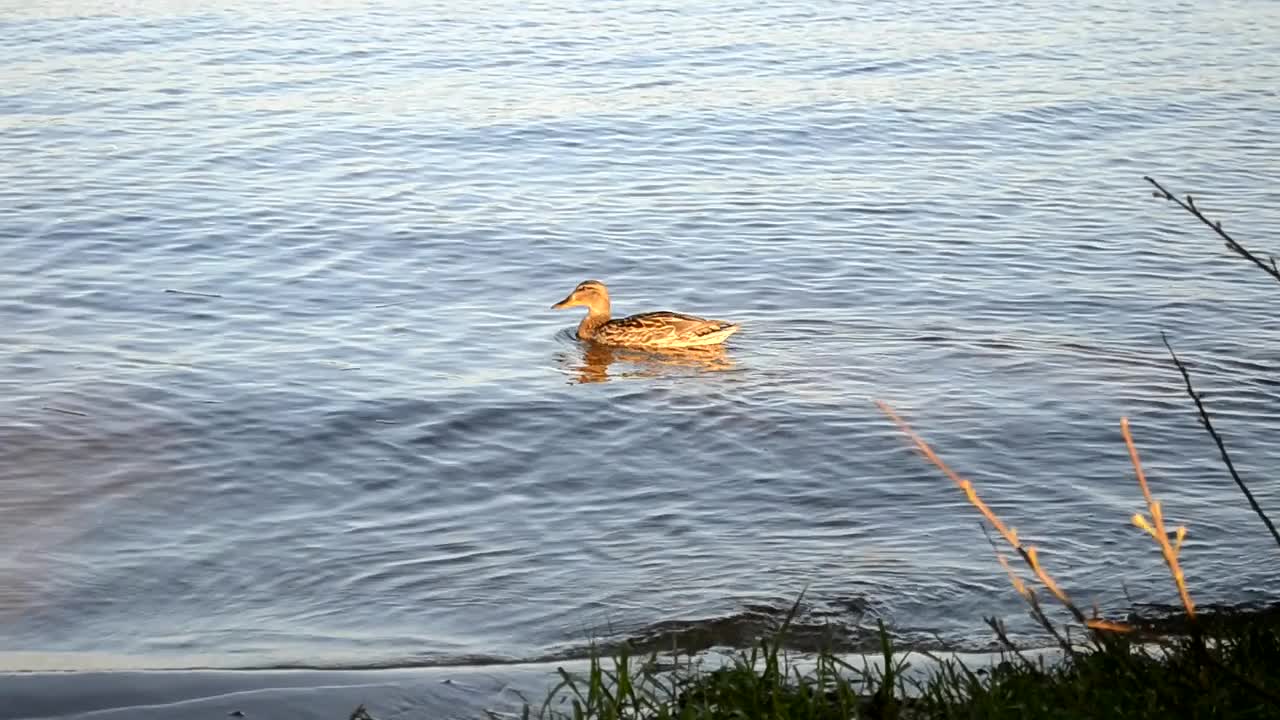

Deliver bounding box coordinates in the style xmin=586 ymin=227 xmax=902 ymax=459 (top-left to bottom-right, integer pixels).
xmin=0 ymin=649 xmax=1057 ymax=720
xmin=0 ymin=662 xmax=575 ymax=720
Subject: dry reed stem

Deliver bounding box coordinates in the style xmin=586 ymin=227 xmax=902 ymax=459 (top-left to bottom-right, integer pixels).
xmin=1121 ymin=417 xmax=1197 ymax=619
xmin=979 ymin=523 xmax=1082 ymax=650
xmin=994 ymin=551 xmax=1031 ymax=600
xmin=1085 ymin=619 xmax=1134 ymax=634
xmin=875 ymin=400 xmax=1081 ymax=619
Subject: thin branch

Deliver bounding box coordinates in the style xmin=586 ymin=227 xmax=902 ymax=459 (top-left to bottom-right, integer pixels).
xmin=875 ymin=400 xmax=1092 ymax=630
xmin=1161 ymin=333 xmax=1280 ymax=550
xmin=982 ymin=617 xmax=1036 ymax=667
xmin=980 ymin=522 xmax=1076 ymax=654
xmin=1144 ymin=175 xmax=1280 ymax=284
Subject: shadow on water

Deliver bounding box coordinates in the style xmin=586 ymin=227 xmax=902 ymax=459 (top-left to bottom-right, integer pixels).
xmin=552 ymin=329 xmax=738 ymax=384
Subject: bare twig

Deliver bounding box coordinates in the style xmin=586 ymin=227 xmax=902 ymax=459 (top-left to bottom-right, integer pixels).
xmin=1161 ymin=333 xmax=1280 ymax=551
xmin=1144 ymin=176 xmax=1280 ymax=284
xmin=982 ymin=617 xmax=1036 ymax=667
xmin=980 ymin=523 xmax=1075 ymax=654
xmin=875 ymin=401 xmax=1093 ymax=631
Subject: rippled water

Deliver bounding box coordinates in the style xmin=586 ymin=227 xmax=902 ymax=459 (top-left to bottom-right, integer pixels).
xmin=2 ymin=0 xmax=1279 ymax=672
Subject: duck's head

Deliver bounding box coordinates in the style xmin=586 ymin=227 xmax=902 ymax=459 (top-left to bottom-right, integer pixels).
xmin=551 ymin=280 xmax=610 ymax=312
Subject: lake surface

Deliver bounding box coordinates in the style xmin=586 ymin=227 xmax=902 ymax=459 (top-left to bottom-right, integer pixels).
xmin=2 ymin=0 xmax=1279 ymax=674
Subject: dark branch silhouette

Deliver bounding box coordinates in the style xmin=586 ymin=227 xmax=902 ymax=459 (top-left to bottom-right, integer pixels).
xmin=1144 ymin=175 xmax=1280 ymax=284
xmin=1161 ymin=332 xmax=1280 ymax=551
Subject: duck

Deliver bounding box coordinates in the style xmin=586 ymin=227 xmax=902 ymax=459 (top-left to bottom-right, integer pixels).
xmin=551 ymin=280 xmax=740 ymax=349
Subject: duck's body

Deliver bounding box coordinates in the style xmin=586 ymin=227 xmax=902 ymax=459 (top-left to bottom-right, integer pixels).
xmin=552 ymin=280 xmax=740 ymax=349
xmin=586 ymin=310 xmax=741 ymax=348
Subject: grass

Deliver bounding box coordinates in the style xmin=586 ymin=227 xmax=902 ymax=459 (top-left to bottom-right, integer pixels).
xmin=529 ymin=402 xmax=1280 ymax=719
xmin=521 ymin=178 xmax=1280 ymax=720
xmin=530 ymin=603 xmax=1280 ymax=720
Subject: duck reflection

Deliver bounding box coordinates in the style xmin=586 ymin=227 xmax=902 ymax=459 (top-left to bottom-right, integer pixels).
xmin=560 ymin=340 xmax=736 ymax=384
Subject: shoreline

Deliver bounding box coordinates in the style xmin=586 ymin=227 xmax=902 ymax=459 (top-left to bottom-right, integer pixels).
xmin=7 ymin=599 xmax=1278 ymax=719
xmin=0 ymin=648 xmax=1061 ymax=720
xmin=2 ymin=664 xmax=541 ymax=720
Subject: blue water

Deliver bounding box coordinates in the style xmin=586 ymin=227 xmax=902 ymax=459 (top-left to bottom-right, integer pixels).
xmin=2 ymin=0 xmax=1279 ymax=672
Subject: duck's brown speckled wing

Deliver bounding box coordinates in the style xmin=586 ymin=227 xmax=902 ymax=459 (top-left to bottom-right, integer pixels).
xmin=592 ymin=311 xmax=740 ymax=348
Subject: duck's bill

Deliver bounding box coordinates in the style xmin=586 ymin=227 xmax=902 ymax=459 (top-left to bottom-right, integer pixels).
xmin=551 ymin=293 xmax=576 ymax=309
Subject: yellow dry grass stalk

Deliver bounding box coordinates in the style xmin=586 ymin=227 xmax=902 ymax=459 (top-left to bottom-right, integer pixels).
xmin=877 ymin=400 xmax=1199 ymax=634
xmin=1121 ymin=417 xmax=1196 ymax=619
xmin=994 ymin=550 xmax=1032 ymax=600
xmin=874 ymin=400 xmax=1078 ymax=612
xmin=1085 ymin=619 xmax=1134 ymax=634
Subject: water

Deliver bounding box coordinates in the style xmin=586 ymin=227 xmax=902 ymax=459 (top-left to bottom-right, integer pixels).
xmin=2 ymin=0 xmax=1279 ymax=673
